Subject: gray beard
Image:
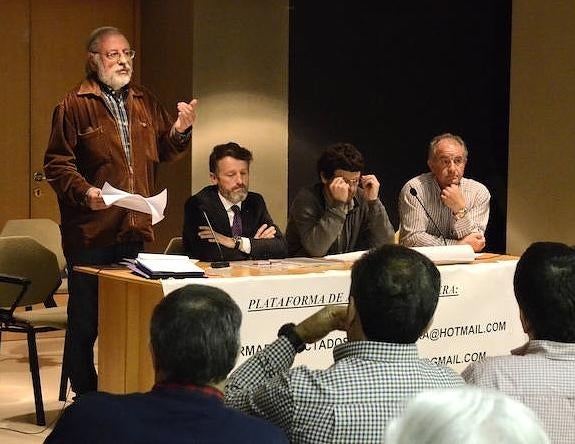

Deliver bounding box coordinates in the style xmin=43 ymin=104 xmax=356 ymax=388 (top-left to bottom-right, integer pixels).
xmin=99 ymin=72 xmax=131 ymax=91
xmin=222 ymin=188 xmax=248 ymax=204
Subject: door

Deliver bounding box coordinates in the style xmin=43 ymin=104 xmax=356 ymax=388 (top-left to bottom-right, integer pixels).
xmin=0 ymin=0 xmax=139 ymax=229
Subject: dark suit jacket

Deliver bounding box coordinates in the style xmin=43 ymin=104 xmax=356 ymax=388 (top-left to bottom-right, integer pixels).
xmin=182 ymin=185 xmax=287 ymax=261
xmin=44 ymin=386 xmax=288 ymax=444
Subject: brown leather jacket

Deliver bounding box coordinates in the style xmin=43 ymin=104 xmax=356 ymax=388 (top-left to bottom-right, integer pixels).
xmin=44 ymin=78 xmax=190 ymax=253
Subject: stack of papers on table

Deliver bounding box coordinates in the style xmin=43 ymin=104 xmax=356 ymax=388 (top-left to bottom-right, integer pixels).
xmin=128 ymin=253 xmax=204 ymax=279
xmin=411 ymin=245 xmax=475 ymax=265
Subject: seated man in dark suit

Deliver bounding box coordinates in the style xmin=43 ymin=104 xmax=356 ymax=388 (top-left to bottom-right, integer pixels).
xmin=183 ymin=142 xmax=287 ymax=261
xmin=45 ymin=284 xmax=288 ymax=444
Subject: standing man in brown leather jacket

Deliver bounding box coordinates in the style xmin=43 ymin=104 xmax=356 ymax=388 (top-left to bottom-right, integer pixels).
xmin=44 ymin=26 xmax=198 ymax=395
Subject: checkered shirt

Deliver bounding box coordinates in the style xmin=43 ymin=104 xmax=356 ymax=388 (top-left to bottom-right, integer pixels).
xmin=463 ymin=340 xmax=575 ymax=444
xmin=225 ymin=337 xmax=464 ymax=443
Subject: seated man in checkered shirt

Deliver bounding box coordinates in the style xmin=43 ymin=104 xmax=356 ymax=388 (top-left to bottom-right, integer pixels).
xmin=463 ymin=242 xmax=575 ymax=444
xmin=225 ymin=245 xmax=464 ymax=443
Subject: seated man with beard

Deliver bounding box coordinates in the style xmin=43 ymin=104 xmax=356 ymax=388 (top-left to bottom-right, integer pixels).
xmin=183 ymin=142 xmax=287 ymax=261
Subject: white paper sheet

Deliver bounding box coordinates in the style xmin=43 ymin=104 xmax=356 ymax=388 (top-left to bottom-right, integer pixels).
xmin=101 ymin=182 xmax=166 ymax=225
xmin=411 ymin=244 xmax=475 ymax=264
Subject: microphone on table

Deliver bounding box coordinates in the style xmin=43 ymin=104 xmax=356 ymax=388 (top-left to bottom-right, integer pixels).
xmin=409 ymin=187 xmax=447 ymax=246
xmin=201 ymin=209 xmax=230 ymax=268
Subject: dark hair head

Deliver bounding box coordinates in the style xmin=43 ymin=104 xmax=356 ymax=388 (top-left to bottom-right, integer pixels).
xmin=350 ymin=245 xmax=440 ymax=343
xmin=150 ymin=284 xmax=242 ymax=385
xmin=316 ymin=143 xmax=365 ymax=180
xmin=514 ymin=241 xmax=575 ymax=342
xmin=209 ymin=142 xmax=253 ymax=174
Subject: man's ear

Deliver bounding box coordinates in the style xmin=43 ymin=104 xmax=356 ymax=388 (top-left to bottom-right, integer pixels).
xmin=209 ymin=172 xmax=218 ymax=185
xmin=320 ymin=172 xmax=329 ymax=185
xmin=427 ymin=158 xmax=433 ymax=171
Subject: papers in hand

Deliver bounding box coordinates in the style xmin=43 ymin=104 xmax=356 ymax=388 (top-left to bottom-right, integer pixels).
xmin=128 ymin=253 xmax=204 ymax=279
xmin=101 ymin=182 xmax=167 ymax=225
xmin=411 ymin=245 xmax=475 ymax=265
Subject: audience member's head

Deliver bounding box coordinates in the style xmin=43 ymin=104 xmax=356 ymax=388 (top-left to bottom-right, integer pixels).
xmin=348 ymin=245 xmax=440 ymax=343
xmin=514 ymin=241 xmax=575 ymax=342
xmin=317 ymin=142 xmax=365 ymax=181
xmin=385 ymin=387 xmax=550 ymax=444
xmin=150 ymin=284 xmax=242 ymax=386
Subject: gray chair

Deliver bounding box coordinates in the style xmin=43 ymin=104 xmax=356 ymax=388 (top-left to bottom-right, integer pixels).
xmin=1 ymin=218 xmax=68 ymax=294
xmin=0 ymin=236 xmax=67 ymax=426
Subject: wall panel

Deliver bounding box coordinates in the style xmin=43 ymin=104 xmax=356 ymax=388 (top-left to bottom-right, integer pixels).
xmin=507 ymin=1 xmax=575 ymax=254
xmin=0 ymin=0 xmax=30 ymax=227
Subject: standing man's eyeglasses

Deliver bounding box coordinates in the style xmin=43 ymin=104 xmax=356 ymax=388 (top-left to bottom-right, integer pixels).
xmin=91 ymin=49 xmax=136 ymax=62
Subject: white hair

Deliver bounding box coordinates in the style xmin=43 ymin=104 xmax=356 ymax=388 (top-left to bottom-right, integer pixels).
xmin=385 ymin=387 xmax=549 ymax=444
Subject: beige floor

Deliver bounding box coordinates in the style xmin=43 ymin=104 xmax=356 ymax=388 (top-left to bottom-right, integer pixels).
xmin=0 ymin=336 xmax=74 ymax=443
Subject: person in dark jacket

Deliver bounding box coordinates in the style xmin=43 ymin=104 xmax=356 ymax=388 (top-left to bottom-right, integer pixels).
xmin=183 ymin=142 xmax=287 ymax=261
xmin=45 ymin=284 xmax=288 ymax=444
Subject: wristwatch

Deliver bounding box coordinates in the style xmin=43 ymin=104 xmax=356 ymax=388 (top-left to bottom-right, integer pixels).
xmin=278 ymin=323 xmax=306 ymax=353
xmin=453 ymin=207 xmax=468 ymax=220
xmin=233 ymin=236 xmax=242 ymax=250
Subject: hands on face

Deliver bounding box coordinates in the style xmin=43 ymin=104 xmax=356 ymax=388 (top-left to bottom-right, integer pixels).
xmin=440 ymin=184 xmax=466 ymax=212
xmin=329 ymin=177 xmax=352 ymax=203
xmin=329 ymin=174 xmax=380 ymax=203
xmin=174 ymin=98 xmax=198 ymax=133
xmin=360 ymin=174 xmax=380 ymax=201
xmin=294 ymin=305 xmax=348 ymax=344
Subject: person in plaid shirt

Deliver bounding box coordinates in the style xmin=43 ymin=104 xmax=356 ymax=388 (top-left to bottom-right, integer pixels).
xmin=225 ymin=245 xmax=463 ymax=443
xmin=463 ymin=242 xmax=575 ymax=444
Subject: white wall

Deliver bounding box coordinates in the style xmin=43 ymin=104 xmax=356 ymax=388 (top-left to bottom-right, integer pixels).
xmin=191 ymin=0 xmax=289 ymax=228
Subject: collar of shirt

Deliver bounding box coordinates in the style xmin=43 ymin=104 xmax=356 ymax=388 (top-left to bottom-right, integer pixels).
xmin=218 ymin=192 xmax=244 ymax=226
xmin=98 ymin=79 xmax=129 ymax=100
xmin=512 ymin=339 xmax=575 ymax=361
xmin=152 ymin=382 xmax=224 ymax=401
xmin=333 ymin=340 xmax=420 ymax=363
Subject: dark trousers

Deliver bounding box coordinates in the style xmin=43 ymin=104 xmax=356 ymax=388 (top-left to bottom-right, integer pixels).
xmin=65 ymin=241 xmax=142 ymax=395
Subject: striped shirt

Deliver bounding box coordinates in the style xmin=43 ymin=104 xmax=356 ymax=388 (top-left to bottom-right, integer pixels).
xmin=225 ymin=337 xmax=464 ymax=443
xmin=398 ymin=172 xmax=490 ymax=247
xmin=462 ymin=340 xmax=575 ymax=444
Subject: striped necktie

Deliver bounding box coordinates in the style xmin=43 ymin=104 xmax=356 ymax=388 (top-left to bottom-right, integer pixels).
xmin=231 ymin=205 xmax=242 ymax=236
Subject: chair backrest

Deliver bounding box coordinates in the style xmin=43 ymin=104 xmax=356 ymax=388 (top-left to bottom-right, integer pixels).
xmin=0 ymin=236 xmax=62 ymax=309
xmin=164 ymin=236 xmax=185 ymax=255
xmin=1 ymin=218 xmax=66 ymax=272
